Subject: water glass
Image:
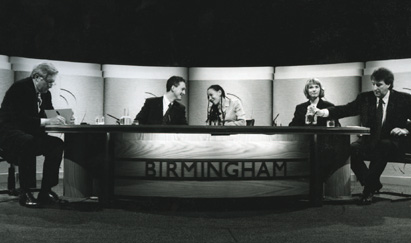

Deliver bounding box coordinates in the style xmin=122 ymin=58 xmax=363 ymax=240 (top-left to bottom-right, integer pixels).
xmin=327 ymin=119 xmax=335 ymax=127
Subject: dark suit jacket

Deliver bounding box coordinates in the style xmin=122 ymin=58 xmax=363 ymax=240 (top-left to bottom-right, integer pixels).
xmin=289 ymin=99 xmax=340 ymax=126
xmin=328 ymin=90 xmax=411 ymax=139
xmin=135 ymin=96 xmax=187 ymax=125
xmin=328 ymin=90 xmax=411 ymax=156
xmin=0 ymin=77 xmax=54 ymax=156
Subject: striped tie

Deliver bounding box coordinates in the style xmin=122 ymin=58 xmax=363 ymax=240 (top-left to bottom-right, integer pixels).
xmin=37 ymin=93 xmax=42 ymax=113
xmin=372 ymin=98 xmax=384 ymax=145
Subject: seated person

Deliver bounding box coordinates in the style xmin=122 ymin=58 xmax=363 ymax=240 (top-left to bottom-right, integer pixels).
xmin=289 ymin=78 xmax=340 ymax=127
xmin=135 ymin=76 xmax=187 ymax=125
xmin=206 ymin=85 xmax=246 ymax=126
xmin=315 ymin=68 xmax=411 ymax=205
xmin=0 ymin=63 xmax=68 ymax=208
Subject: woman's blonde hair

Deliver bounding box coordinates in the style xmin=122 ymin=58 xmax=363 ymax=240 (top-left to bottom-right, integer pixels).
xmin=303 ymin=78 xmax=325 ymax=99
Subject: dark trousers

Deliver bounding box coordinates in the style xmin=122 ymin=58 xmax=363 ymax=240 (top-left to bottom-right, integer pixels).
xmin=350 ymin=137 xmax=400 ymax=191
xmin=1 ymin=130 xmax=64 ymax=191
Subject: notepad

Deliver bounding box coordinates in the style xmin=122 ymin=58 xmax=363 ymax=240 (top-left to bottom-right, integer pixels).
xmin=45 ymin=109 xmax=74 ymax=124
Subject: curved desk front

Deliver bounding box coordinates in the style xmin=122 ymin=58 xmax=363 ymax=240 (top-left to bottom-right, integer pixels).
xmin=46 ymin=125 xmax=370 ymax=206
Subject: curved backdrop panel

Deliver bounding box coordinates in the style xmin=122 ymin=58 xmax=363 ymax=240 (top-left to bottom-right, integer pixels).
xmin=188 ymin=67 xmax=274 ymax=126
xmin=274 ymin=62 xmax=364 ymax=127
xmin=10 ymin=57 xmax=103 ymax=124
xmin=103 ymin=65 xmax=188 ymax=124
xmin=363 ymin=59 xmax=411 ymax=95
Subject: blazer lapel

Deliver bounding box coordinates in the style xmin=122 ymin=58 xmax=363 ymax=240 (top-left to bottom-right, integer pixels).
xmin=384 ymin=90 xmax=395 ymax=127
xmin=27 ymin=78 xmax=40 ymax=114
xmin=157 ymin=97 xmax=164 ymax=120
xmin=222 ymin=98 xmax=230 ymax=113
xmin=317 ymin=99 xmax=324 ymax=109
xmin=370 ymin=94 xmax=377 ymax=119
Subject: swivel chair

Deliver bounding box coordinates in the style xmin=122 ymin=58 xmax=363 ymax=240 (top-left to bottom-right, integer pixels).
xmin=246 ymin=119 xmax=255 ymax=126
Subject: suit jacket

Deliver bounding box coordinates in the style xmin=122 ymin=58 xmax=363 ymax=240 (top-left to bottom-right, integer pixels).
xmin=328 ymin=90 xmax=411 ymax=139
xmin=0 ymin=77 xmax=54 ymax=158
xmin=289 ymin=99 xmax=340 ymax=126
xmin=0 ymin=77 xmax=53 ymax=136
xmin=329 ymin=90 xmax=411 ymax=158
xmin=135 ymin=96 xmax=187 ymax=125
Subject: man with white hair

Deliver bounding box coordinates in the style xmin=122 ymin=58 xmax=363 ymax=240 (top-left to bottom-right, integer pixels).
xmin=0 ymin=62 xmax=67 ymax=208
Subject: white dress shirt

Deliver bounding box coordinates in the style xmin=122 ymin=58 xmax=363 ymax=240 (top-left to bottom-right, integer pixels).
xmin=379 ymin=90 xmax=390 ymax=124
xmin=163 ymin=95 xmax=172 ymax=116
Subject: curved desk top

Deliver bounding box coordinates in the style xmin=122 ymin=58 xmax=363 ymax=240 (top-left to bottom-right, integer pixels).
xmin=46 ymin=125 xmax=370 ymax=135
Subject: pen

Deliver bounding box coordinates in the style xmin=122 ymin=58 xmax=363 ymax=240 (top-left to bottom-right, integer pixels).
xmin=56 ymin=111 xmax=60 ymax=115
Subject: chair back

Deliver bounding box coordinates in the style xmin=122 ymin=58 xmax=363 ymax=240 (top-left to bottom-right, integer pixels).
xmin=246 ymin=119 xmax=255 ymax=126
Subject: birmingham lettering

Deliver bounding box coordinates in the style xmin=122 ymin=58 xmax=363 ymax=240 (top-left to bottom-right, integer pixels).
xmin=145 ymin=161 xmax=287 ymax=178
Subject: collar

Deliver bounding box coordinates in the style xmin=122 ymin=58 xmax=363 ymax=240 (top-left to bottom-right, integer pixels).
xmin=32 ymin=78 xmax=41 ymax=94
xmin=163 ymin=95 xmax=172 ymax=106
xmin=221 ymin=97 xmax=230 ymax=110
xmin=381 ymin=90 xmax=390 ymax=104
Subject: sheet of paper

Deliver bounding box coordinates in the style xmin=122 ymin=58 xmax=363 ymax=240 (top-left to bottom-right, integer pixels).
xmin=45 ymin=109 xmax=74 ymax=124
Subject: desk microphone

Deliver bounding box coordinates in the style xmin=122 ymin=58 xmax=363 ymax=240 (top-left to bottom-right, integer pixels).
xmin=107 ymin=113 xmax=120 ymax=121
xmin=79 ymin=112 xmax=88 ymax=125
xmin=107 ymin=113 xmax=121 ymax=125
xmin=273 ymin=113 xmax=279 ymax=126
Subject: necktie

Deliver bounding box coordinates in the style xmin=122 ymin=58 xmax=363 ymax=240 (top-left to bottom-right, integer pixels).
xmin=162 ymin=103 xmax=172 ymax=124
xmin=37 ymin=93 xmax=42 ymax=113
xmin=374 ymin=98 xmax=384 ymax=140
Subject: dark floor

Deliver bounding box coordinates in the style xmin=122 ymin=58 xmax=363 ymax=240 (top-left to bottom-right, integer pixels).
xmin=1 ymin=181 xmax=411 ymax=243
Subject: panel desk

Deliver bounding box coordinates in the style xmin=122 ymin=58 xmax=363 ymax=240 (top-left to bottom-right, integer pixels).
xmin=45 ymin=125 xmax=370 ymax=206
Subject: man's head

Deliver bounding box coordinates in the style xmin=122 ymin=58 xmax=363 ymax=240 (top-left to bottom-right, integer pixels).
xmin=166 ymin=76 xmax=186 ymax=101
xmin=31 ymin=63 xmax=59 ymax=93
xmin=370 ymin=67 xmax=394 ymax=98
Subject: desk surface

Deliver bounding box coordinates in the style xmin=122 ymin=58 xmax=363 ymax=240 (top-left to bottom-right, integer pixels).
xmin=46 ymin=125 xmax=370 ymax=135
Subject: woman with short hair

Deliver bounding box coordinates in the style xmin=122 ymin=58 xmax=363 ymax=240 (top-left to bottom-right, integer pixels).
xmin=289 ymin=78 xmax=340 ymax=127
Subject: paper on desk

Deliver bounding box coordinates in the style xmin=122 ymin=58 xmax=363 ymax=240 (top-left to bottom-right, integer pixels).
xmin=45 ymin=109 xmax=74 ymax=124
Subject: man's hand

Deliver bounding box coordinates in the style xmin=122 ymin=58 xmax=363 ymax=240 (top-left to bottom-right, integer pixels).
xmin=68 ymin=114 xmax=76 ymax=125
xmin=390 ymin=127 xmax=409 ymax=136
xmin=47 ymin=115 xmax=66 ymax=125
xmin=307 ymin=104 xmax=317 ymax=114
xmin=315 ymin=109 xmax=326 ymax=117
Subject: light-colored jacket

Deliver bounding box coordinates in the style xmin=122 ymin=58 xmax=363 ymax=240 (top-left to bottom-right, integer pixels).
xmin=222 ymin=97 xmax=246 ymax=126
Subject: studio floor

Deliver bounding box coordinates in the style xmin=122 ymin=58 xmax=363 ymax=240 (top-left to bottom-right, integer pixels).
xmin=1 ymin=180 xmax=411 ymax=243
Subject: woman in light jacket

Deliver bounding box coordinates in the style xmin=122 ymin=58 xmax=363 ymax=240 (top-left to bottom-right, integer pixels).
xmin=206 ymin=85 xmax=246 ymax=126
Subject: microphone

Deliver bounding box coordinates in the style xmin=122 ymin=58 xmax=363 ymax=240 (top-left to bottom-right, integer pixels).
xmin=273 ymin=113 xmax=279 ymax=126
xmin=80 ymin=112 xmax=88 ymax=125
xmin=107 ymin=113 xmax=121 ymax=125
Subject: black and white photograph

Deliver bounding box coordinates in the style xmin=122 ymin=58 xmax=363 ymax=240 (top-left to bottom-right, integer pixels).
xmin=1 ymin=0 xmax=411 ymax=242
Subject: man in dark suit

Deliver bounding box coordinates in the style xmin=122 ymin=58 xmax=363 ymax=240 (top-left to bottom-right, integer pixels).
xmin=135 ymin=76 xmax=188 ymax=125
xmin=316 ymin=67 xmax=411 ymax=205
xmin=0 ymin=63 xmax=68 ymax=208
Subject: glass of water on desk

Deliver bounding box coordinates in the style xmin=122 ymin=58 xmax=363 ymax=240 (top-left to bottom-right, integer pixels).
xmin=119 ymin=116 xmax=132 ymax=125
xmin=326 ymin=119 xmax=335 ymax=127
xmin=95 ymin=116 xmax=105 ymax=125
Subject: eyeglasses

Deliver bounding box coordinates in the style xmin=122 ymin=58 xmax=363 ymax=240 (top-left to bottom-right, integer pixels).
xmin=40 ymin=76 xmax=56 ymax=87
